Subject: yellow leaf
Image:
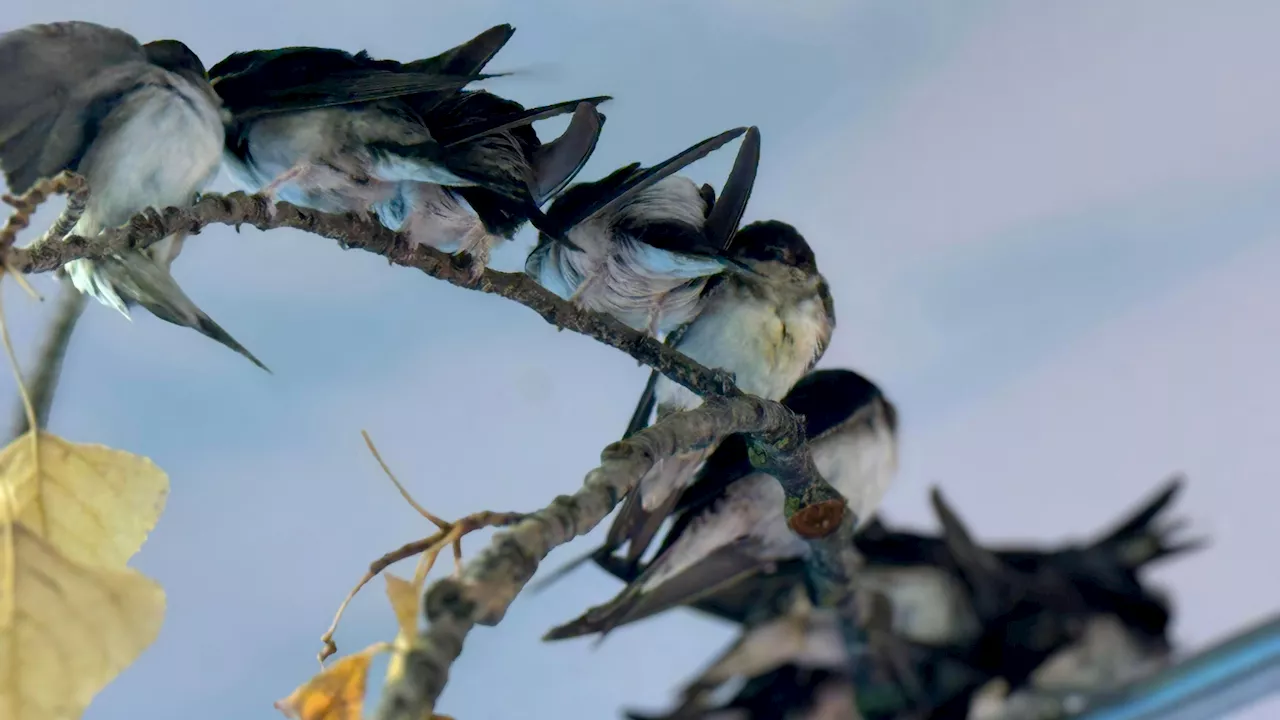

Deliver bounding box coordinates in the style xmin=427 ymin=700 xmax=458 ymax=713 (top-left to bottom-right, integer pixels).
xmin=384 ymin=573 xmax=419 ymax=642
xmin=0 ymin=430 xmax=168 ymax=569
xmin=0 ymin=523 xmax=166 ymax=720
xmin=383 ymin=573 xmax=421 ymax=685
xmin=276 ymin=643 xmax=389 ymax=720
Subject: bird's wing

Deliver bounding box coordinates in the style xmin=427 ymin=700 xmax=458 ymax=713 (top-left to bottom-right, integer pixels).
xmin=211 ymin=48 xmax=491 ymax=118
xmin=808 ymin=277 xmax=837 ymax=371
xmin=530 ymin=102 xmax=606 ymax=205
xmin=685 ymin=559 xmax=808 ymax=626
xmin=544 ymin=127 xmax=749 ymax=239
xmin=433 ymin=95 xmax=611 ymax=148
xmin=403 ymin=24 xmax=516 ymax=77
xmin=704 ymin=126 xmax=760 ymax=251
xmin=621 ymin=321 xmax=692 ymax=440
xmin=0 ymin=21 xmax=151 ymax=193
xmin=543 ymin=539 xmax=769 ymax=641
xmin=623 ymin=369 xmax=661 ymax=440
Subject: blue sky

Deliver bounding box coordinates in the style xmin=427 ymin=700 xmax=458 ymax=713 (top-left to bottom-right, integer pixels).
xmin=3 ymin=2 xmax=1279 ymax=718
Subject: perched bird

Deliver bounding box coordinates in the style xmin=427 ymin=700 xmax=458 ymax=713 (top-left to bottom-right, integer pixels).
xmin=543 ymin=368 xmax=898 ymax=641
xmin=605 ymin=217 xmax=836 ymax=572
xmin=532 ymin=217 xmax=836 ymax=595
xmin=208 ymin=25 xmax=607 ymax=276
xmin=0 ymin=21 xmax=268 ymax=370
xmin=525 ymin=124 xmax=760 ymax=338
xmin=372 ymin=89 xmax=606 ymax=278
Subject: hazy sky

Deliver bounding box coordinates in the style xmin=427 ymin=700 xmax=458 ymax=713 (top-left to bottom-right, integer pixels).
xmin=3 ymin=2 xmax=1278 ymax=719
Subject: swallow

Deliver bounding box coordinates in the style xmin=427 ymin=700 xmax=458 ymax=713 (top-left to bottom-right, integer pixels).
xmin=542 ymin=368 xmax=897 ymax=642
xmin=531 ymin=229 xmax=836 ymax=594
xmin=0 ymin=21 xmax=268 ymax=370
xmin=372 ymin=89 xmax=607 ymax=279
xmin=524 ymin=125 xmax=760 ymax=337
xmin=941 ymin=479 xmax=1206 ymax=718
xmin=603 ymin=218 xmax=837 ymax=573
xmin=207 ymin=25 xmax=606 ymax=274
xmin=884 ymin=478 xmax=1202 ymax=653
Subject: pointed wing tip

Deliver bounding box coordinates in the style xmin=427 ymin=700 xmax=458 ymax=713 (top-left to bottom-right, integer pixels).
xmin=927 ymin=484 xmax=945 ymax=508
xmin=542 ymin=618 xmax=598 ymax=642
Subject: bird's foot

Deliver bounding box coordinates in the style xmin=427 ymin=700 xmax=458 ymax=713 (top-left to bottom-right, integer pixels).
xmin=462 ymin=247 xmax=489 ymax=284
xmin=567 ymin=271 xmax=597 ymax=309
xmin=259 ymin=163 xmax=318 ymax=219
xmin=645 ymin=305 xmax=664 ymax=340
xmin=258 ymin=190 xmax=282 ymax=220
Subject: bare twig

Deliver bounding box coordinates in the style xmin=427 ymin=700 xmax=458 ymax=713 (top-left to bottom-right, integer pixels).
xmin=0 ymin=171 xmax=88 ymax=253
xmin=7 ymin=278 xmax=87 ymax=440
xmin=319 ymin=509 xmax=526 ymax=664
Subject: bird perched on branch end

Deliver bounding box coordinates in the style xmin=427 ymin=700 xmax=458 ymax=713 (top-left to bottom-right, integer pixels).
xmin=542 ymin=368 xmax=898 ymax=643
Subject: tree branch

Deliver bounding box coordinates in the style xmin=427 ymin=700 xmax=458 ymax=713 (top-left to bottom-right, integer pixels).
xmin=7 ymin=278 xmax=87 ymax=440
xmin=6 ymin=192 xmax=744 ymax=400
xmin=3 ymin=186 xmax=868 ymax=717
xmin=372 ymin=393 xmax=864 ymax=719
xmin=5 ymin=190 xmax=852 ymax=527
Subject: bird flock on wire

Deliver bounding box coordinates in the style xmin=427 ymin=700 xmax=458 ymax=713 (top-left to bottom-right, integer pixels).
xmin=0 ymin=20 xmax=1213 ymax=720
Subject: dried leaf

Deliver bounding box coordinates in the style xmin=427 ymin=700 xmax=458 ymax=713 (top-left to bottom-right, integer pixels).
xmin=383 ymin=572 xmax=423 ymax=687
xmin=276 ymin=643 xmax=390 ymax=720
xmin=384 ymin=573 xmax=419 ymax=642
xmin=0 ymin=430 xmax=168 ymax=568
xmin=0 ymin=523 xmax=166 ymax=720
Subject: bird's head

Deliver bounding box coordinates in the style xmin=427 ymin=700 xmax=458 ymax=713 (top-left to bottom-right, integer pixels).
xmin=144 ymin=39 xmax=209 ymax=79
xmin=728 ymin=220 xmax=819 ymax=282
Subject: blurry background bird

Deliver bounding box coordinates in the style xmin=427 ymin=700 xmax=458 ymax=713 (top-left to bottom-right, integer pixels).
xmin=525 ymin=125 xmax=759 ymax=337
xmin=0 ymin=20 xmax=268 ymax=370
xmin=596 ymin=476 xmax=1202 ymax=720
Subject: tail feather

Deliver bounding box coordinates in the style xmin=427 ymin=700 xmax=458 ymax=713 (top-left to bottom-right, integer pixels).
xmin=86 ymin=250 xmax=271 ymax=373
xmin=1091 ymin=474 xmax=1207 ymax=570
